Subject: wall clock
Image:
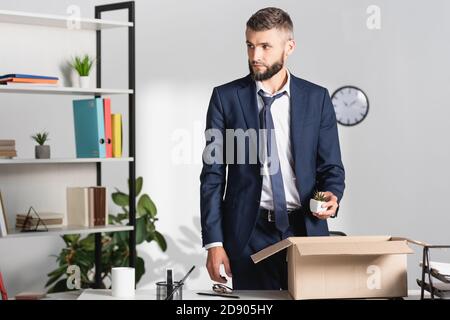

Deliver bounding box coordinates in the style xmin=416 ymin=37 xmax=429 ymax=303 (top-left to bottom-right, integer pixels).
xmin=331 ymin=86 xmax=369 ymax=126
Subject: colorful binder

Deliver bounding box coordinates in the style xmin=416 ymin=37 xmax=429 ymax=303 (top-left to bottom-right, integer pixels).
xmin=73 ymin=98 xmax=106 ymax=158
xmin=111 ymin=113 xmax=122 ymax=158
xmin=103 ymin=98 xmax=113 ymax=158
xmin=0 ymin=271 xmax=7 ymax=300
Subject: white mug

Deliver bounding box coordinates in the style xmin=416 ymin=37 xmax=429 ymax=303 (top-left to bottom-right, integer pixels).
xmin=111 ymin=267 xmax=135 ymax=298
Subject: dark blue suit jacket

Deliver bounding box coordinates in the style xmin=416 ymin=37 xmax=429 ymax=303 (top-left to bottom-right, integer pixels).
xmin=200 ymin=73 xmax=345 ymax=259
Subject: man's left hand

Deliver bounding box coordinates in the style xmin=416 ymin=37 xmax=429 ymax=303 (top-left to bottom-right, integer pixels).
xmin=312 ymin=191 xmax=338 ymax=220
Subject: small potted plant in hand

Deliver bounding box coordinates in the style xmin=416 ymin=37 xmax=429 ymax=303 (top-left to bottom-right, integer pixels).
xmin=70 ymin=54 xmax=95 ymax=88
xmin=309 ymin=190 xmax=328 ymax=213
xmin=31 ymin=131 xmax=50 ymax=159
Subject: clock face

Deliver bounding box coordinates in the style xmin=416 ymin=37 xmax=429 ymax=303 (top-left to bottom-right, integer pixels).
xmin=331 ymin=86 xmax=369 ymax=126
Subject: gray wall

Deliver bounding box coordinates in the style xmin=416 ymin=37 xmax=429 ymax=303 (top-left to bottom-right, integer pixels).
xmin=1 ymin=0 xmax=449 ymax=296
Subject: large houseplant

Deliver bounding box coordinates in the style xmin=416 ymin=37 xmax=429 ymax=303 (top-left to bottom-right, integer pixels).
xmin=46 ymin=177 xmax=167 ymax=292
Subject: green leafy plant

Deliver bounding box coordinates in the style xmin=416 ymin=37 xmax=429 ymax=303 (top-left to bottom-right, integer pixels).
xmin=46 ymin=176 xmax=167 ymax=292
xmin=31 ymin=131 xmax=49 ymax=145
xmin=313 ymin=190 xmax=328 ymax=202
xmin=70 ymin=54 xmax=95 ymax=76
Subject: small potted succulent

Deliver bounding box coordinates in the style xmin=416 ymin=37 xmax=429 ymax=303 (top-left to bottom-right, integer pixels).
xmin=31 ymin=131 xmax=50 ymax=159
xmin=70 ymin=54 xmax=95 ymax=88
xmin=309 ymin=190 xmax=328 ymax=213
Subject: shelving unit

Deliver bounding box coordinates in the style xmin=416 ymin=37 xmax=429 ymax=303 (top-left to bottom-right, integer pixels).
xmin=0 ymin=1 xmax=136 ymax=289
xmin=0 ymin=157 xmax=134 ymax=164
xmin=0 ymin=9 xmax=133 ymax=30
xmin=4 ymin=225 xmax=134 ymax=239
xmin=0 ymin=86 xmax=133 ymax=95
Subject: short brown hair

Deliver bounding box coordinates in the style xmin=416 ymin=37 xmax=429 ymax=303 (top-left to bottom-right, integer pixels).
xmin=246 ymin=7 xmax=294 ymax=39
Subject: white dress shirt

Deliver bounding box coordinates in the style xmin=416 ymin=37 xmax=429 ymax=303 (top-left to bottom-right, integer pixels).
xmin=204 ymin=71 xmax=302 ymax=250
xmin=256 ymin=71 xmax=302 ymax=211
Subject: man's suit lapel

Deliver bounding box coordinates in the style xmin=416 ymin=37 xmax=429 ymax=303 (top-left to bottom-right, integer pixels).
xmin=237 ymin=75 xmax=259 ymax=131
xmin=290 ymin=74 xmax=309 ymax=171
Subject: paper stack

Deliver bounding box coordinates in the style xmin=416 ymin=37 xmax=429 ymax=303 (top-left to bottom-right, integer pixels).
xmin=0 ymin=140 xmax=17 ymax=159
xmin=417 ymin=261 xmax=450 ymax=298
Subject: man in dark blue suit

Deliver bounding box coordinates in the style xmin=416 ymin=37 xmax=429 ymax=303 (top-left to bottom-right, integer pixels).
xmin=200 ymin=7 xmax=345 ymax=290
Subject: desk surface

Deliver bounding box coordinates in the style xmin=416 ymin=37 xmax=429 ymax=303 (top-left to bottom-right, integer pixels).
xmin=40 ymin=289 xmax=427 ymax=300
xmin=77 ymin=289 xmax=291 ymax=300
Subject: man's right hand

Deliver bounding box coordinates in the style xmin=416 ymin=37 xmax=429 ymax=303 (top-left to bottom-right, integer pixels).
xmin=206 ymin=246 xmax=232 ymax=283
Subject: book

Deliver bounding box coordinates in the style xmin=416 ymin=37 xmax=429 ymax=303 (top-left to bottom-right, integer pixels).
xmin=0 ymin=77 xmax=58 ymax=84
xmin=15 ymin=223 xmax=63 ymax=230
xmin=0 ymin=150 xmax=17 ymax=158
xmin=0 ymin=146 xmax=16 ymax=151
xmin=0 ymin=192 xmax=8 ymax=237
xmin=16 ymin=217 xmax=63 ymax=226
xmin=16 ymin=212 xmax=63 ymax=219
xmin=94 ymin=187 xmax=106 ymax=226
xmin=0 ymin=82 xmax=60 ymax=88
xmin=111 ymin=113 xmax=122 ymax=157
xmin=88 ymin=187 xmax=95 ymax=227
xmin=0 ymin=74 xmax=58 ymax=80
xmin=66 ymin=187 xmax=89 ymax=227
xmin=73 ymin=98 xmax=107 ymax=158
xmin=88 ymin=186 xmax=107 ymax=226
xmin=0 ymin=140 xmax=15 ymax=147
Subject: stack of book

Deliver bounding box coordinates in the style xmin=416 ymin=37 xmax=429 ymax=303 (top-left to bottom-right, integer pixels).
xmin=66 ymin=186 xmax=108 ymax=227
xmin=73 ymin=98 xmax=122 ymax=158
xmin=417 ymin=261 xmax=450 ymax=299
xmin=15 ymin=212 xmax=64 ymax=230
xmin=0 ymin=140 xmax=17 ymax=159
xmin=0 ymin=74 xmax=59 ymax=87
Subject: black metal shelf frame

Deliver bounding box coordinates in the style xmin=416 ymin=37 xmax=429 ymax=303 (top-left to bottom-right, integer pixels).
xmin=93 ymin=1 xmax=136 ymax=289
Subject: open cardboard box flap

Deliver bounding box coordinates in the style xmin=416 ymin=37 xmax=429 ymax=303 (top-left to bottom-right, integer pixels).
xmin=251 ymin=236 xmax=413 ymax=263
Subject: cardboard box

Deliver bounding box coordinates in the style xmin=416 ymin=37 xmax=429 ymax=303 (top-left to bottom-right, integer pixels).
xmin=251 ymin=236 xmax=413 ymax=300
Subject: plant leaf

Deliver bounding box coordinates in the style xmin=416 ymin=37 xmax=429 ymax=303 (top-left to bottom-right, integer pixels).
xmin=45 ymin=265 xmax=68 ymax=287
xmin=79 ymin=235 xmax=95 ymax=251
xmin=135 ymin=216 xmax=147 ymax=245
xmin=47 ymin=278 xmax=70 ymax=293
xmin=137 ymin=194 xmax=157 ymax=218
xmin=154 ymin=231 xmax=167 ymax=252
xmin=128 ymin=176 xmax=143 ymax=197
xmin=136 ymin=177 xmax=143 ymax=196
xmin=135 ymin=257 xmax=145 ymax=283
xmin=112 ymin=191 xmax=129 ymax=207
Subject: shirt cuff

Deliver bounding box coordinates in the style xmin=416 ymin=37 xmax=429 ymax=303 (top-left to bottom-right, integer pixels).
xmin=204 ymin=242 xmax=223 ymax=250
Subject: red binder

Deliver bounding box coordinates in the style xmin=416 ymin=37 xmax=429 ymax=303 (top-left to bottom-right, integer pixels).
xmin=103 ymin=98 xmax=113 ymax=158
xmin=0 ymin=271 xmax=8 ymax=300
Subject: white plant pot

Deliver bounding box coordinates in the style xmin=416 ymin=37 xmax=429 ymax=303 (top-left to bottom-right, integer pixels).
xmin=309 ymin=198 xmax=327 ymax=213
xmin=79 ymin=76 xmax=90 ymax=88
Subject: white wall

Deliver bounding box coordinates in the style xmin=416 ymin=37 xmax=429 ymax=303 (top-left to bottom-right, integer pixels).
xmin=1 ymin=0 xmax=450 ymax=296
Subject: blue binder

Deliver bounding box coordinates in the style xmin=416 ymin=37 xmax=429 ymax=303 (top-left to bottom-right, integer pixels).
xmin=0 ymin=74 xmax=59 ymax=80
xmin=73 ymin=98 xmax=106 ymax=158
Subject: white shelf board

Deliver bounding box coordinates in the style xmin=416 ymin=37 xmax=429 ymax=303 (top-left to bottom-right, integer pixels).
xmin=0 ymin=157 xmax=134 ymax=164
xmin=2 ymin=225 xmax=133 ymax=239
xmin=0 ymin=86 xmax=133 ymax=95
xmin=0 ymin=9 xmax=133 ymax=30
